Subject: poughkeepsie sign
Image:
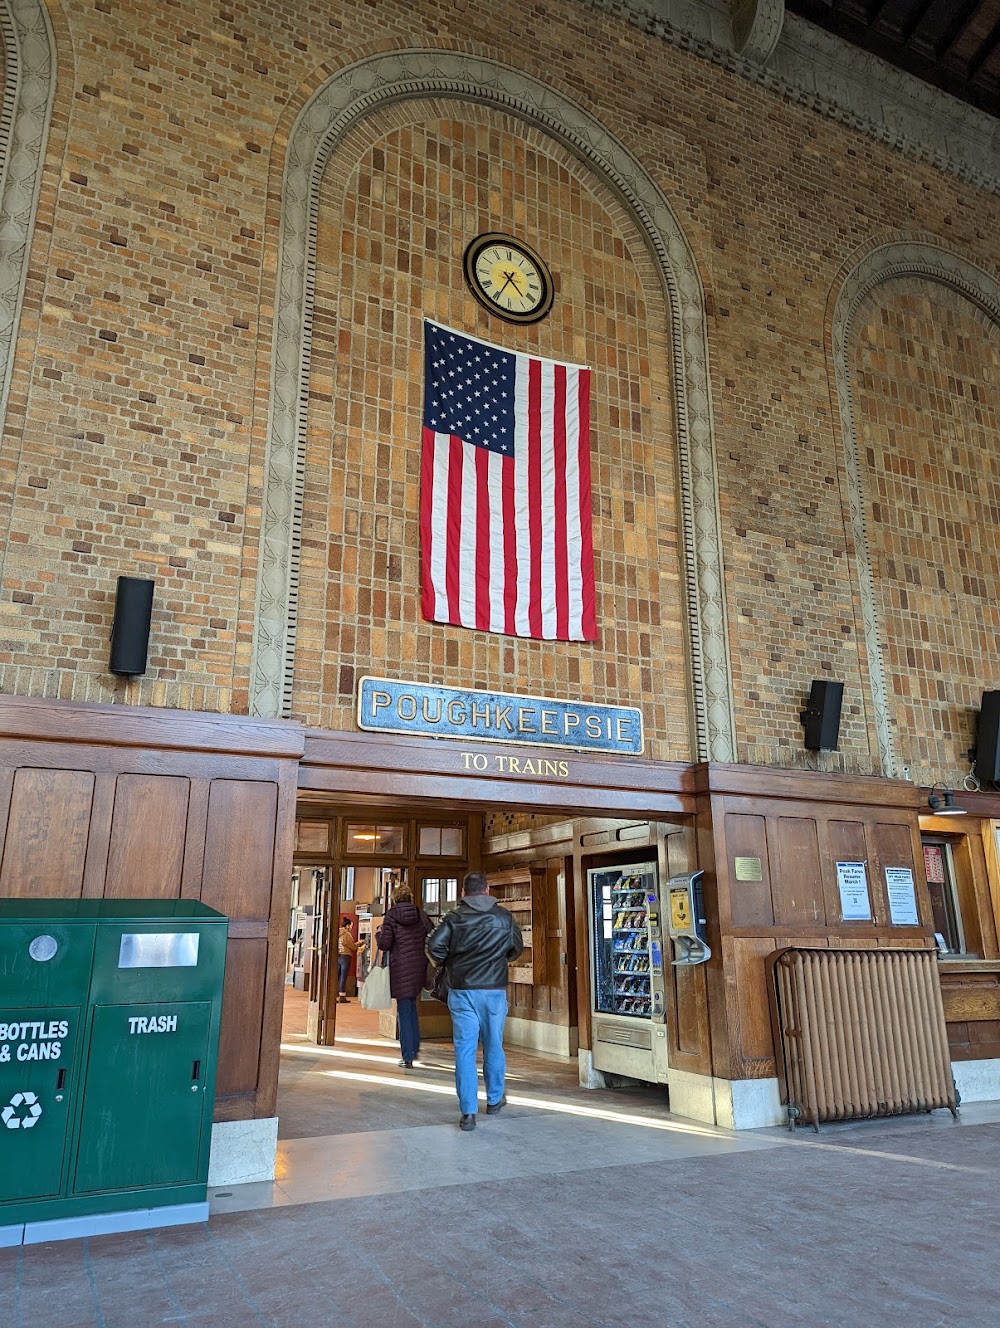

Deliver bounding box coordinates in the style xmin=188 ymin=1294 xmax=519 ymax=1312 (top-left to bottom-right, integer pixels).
xmin=357 ymin=676 xmax=643 ymax=756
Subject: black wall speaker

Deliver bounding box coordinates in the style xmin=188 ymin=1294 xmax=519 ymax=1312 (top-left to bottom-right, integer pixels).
xmin=800 ymin=679 xmax=844 ymax=752
xmin=109 ymin=576 xmax=155 ymax=676
xmin=975 ymin=690 xmax=1000 ymax=784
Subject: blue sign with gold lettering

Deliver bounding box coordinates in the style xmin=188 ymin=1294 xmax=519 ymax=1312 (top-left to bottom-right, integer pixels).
xmin=358 ymin=676 xmax=643 ymax=756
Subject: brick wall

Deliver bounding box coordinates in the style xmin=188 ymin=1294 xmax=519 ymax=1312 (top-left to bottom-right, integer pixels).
xmin=296 ymin=105 xmax=687 ymax=760
xmin=0 ymin=0 xmax=996 ymax=775
xmin=854 ymin=281 xmax=1000 ymax=785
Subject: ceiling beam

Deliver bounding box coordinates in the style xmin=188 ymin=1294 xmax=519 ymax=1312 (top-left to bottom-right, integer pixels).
xmin=965 ymin=10 xmax=1000 ymax=79
xmin=935 ymin=0 xmax=987 ymax=58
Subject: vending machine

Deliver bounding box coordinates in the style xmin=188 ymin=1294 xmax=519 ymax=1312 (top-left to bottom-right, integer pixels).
xmin=588 ymin=859 xmax=669 ymax=1084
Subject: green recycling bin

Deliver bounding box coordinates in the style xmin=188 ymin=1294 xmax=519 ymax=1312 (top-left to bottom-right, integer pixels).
xmin=0 ymin=900 xmax=228 ymax=1246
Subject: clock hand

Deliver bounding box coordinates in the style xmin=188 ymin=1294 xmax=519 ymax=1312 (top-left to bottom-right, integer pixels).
xmin=496 ymin=270 xmax=519 ymax=294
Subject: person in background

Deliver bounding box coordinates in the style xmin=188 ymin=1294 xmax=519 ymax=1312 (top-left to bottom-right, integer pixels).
xmin=337 ymin=915 xmax=364 ymax=1003
xmin=376 ymin=885 xmax=434 ymax=1067
xmin=426 ymin=870 xmax=523 ymax=1131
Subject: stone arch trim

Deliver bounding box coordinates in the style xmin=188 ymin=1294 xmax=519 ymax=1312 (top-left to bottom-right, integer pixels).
xmin=830 ymin=239 xmax=1000 ymax=776
xmin=251 ymin=49 xmax=736 ymax=763
xmin=0 ymin=0 xmax=55 ymax=431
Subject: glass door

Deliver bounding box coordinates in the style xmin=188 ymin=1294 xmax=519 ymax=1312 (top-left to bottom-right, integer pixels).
xmin=308 ymin=867 xmax=338 ymax=1045
xmin=420 ymin=873 xmax=459 ymax=921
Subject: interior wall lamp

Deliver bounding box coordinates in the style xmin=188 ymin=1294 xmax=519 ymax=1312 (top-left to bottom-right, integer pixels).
xmin=926 ymin=785 xmax=967 ymax=817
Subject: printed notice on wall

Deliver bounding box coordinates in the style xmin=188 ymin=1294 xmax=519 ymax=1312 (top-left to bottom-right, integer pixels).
xmin=836 ymin=861 xmax=872 ymax=921
xmin=885 ymin=866 xmax=919 ymax=926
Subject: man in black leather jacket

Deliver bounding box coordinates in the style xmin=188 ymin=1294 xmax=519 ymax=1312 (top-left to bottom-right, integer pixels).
xmin=427 ymin=870 xmax=524 ymax=1131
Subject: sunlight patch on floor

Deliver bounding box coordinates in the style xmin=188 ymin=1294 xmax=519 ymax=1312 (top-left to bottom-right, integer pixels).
xmin=280 ymin=1040 xmax=533 ymax=1082
xmin=303 ymin=1065 xmax=726 ymax=1138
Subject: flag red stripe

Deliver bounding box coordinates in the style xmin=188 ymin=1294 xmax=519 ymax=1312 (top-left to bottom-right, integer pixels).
xmin=421 ymin=322 xmax=596 ymax=643
xmin=552 ymin=365 xmax=569 ymax=640
xmin=527 ymin=359 xmax=543 ymax=638
xmin=445 ymin=434 xmax=464 ymax=623
xmin=474 ymin=444 xmax=491 ymax=631
xmin=577 ymin=369 xmax=597 ymax=640
xmin=502 ymin=454 xmax=517 ymax=635
xmin=420 ymin=425 xmax=437 ymax=622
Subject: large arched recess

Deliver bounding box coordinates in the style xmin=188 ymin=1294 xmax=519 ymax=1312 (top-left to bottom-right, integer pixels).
xmin=829 ymin=237 xmax=1000 ymax=777
xmin=0 ymin=0 xmax=56 ymax=431
xmin=250 ymin=50 xmax=736 ymax=763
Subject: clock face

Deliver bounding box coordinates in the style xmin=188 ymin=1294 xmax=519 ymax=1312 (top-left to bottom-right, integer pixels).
xmin=463 ymin=233 xmax=554 ymax=324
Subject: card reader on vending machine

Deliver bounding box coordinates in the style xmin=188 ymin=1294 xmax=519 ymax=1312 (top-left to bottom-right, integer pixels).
xmin=666 ymin=871 xmax=710 ymax=966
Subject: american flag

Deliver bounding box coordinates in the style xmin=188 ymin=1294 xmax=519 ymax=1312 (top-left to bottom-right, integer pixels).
xmin=420 ymin=321 xmax=596 ymax=641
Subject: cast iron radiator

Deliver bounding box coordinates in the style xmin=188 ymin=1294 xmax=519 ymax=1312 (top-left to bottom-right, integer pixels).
xmin=768 ymin=946 xmax=958 ymax=1130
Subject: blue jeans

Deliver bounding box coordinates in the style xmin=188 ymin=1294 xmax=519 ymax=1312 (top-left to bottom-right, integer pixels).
xmin=337 ymin=954 xmax=350 ymax=994
xmin=396 ymin=997 xmax=420 ymax=1063
xmin=447 ymin=988 xmax=508 ymax=1115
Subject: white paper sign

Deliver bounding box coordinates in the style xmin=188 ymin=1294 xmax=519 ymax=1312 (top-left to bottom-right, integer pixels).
xmin=836 ymin=861 xmax=872 ymax=921
xmin=885 ymin=866 xmax=919 ymax=926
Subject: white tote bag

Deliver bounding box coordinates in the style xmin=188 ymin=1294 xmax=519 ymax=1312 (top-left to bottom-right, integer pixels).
xmin=360 ymin=958 xmax=392 ymax=1011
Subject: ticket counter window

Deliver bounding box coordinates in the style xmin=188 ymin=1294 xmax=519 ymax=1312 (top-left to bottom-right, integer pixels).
xmin=922 ymin=840 xmax=964 ymax=955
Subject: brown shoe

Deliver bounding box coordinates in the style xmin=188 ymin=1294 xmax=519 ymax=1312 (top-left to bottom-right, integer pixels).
xmin=486 ymin=1095 xmax=507 ymax=1116
xmin=459 ymin=1114 xmax=476 ymax=1131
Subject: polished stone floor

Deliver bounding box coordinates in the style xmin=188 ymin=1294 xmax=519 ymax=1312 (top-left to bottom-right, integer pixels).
xmin=3 ymin=989 xmax=999 ymax=1327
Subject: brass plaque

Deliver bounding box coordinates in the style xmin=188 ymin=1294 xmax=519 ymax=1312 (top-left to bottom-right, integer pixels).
xmin=734 ymin=856 xmax=763 ymax=882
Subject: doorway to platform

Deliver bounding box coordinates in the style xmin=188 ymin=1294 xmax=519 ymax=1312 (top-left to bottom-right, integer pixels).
xmin=276 ymin=789 xmax=706 ymax=1142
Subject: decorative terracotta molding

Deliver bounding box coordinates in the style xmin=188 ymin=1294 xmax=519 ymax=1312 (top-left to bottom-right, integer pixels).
xmin=585 ymin=0 xmax=999 ymax=194
xmin=730 ymin=0 xmax=783 ymax=65
xmin=250 ymin=50 xmax=737 ymax=762
xmin=829 ymin=240 xmax=1000 ymax=776
xmin=0 ymin=0 xmax=56 ymax=430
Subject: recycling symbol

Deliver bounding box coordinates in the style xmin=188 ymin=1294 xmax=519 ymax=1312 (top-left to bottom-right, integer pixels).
xmin=2 ymin=1091 xmax=42 ymax=1129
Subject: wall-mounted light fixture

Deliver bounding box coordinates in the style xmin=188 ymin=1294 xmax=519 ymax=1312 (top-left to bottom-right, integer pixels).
xmin=926 ymin=786 xmax=967 ymax=817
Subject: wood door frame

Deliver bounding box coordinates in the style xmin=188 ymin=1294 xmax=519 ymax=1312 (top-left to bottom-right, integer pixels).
xmin=299 ymin=729 xmax=696 ymax=816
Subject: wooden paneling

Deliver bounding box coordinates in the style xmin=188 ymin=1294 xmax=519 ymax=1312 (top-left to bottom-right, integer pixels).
xmin=105 ymin=775 xmax=190 ymax=898
xmin=728 ymin=936 xmax=788 ymax=1078
xmin=300 ymin=729 xmax=695 ymax=817
xmin=663 ymin=825 xmax=712 ymax=1075
xmin=0 ymin=695 xmax=303 ymax=1127
xmin=216 ymin=939 xmax=267 ymax=1104
xmin=943 ymin=988 xmax=1000 ymax=1022
xmin=870 ymin=820 xmax=922 ymax=928
xmin=0 ymin=767 xmax=94 ymax=896
xmin=772 ymin=817 xmax=824 ymax=927
xmin=705 ymin=766 xmax=943 ymax=1085
xmin=201 ymin=780 xmax=278 ymax=922
xmin=672 ymin=965 xmax=708 ymax=1062
xmin=826 ymin=819 xmax=870 ymax=922
xmin=724 ymin=814 xmax=773 ymax=927
xmin=940 ymin=962 xmax=1000 ymax=1062
xmin=544 ymin=858 xmax=566 ymax=1016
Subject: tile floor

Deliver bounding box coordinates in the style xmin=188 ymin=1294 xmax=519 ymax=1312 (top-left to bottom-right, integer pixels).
xmin=3 ymin=988 xmax=999 ymax=1326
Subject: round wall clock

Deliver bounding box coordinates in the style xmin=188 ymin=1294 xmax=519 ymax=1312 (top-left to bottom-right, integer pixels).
xmin=463 ymin=233 xmax=554 ymax=324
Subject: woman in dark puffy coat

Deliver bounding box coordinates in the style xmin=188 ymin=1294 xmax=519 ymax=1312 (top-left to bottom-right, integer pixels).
xmin=376 ymin=885 xmax=434 ymax=1067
